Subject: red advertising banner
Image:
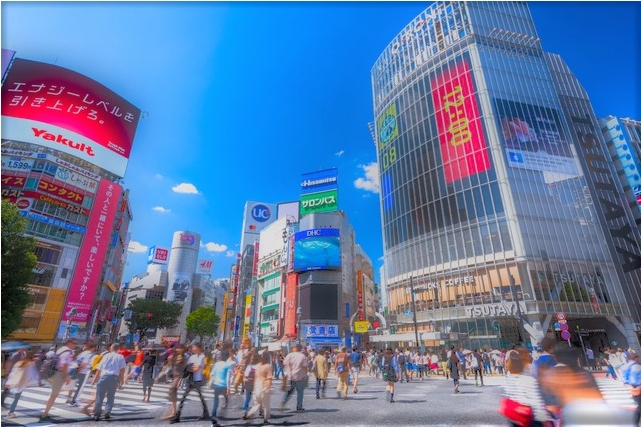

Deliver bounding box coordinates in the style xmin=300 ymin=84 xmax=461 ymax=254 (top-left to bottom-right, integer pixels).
xmin=62 ymin=179 xmax=122 ymax=323
xmin=431 ymin=58 xmax=491 ymax=183
xmin=1 ymin=188 xmax=90 ymax=215
xmin=1 ymin=175 xmax=26 ymax=188
xmin=38 ymin=177 xmax=85 ymax=204
xmin=1 ymin=59 xmax=140 ymax=177
xmin=283 ymin=273 xmax=298 ymax=338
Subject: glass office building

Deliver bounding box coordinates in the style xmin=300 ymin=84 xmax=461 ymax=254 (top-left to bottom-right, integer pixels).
xmin=371 ymin=1 xmax=641 ymax=351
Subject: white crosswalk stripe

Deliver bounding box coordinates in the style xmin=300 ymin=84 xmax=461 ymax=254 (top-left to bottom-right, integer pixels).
xmin=1 ymin=379 xmax=216 ymax=425
xmin=596 ymin=377 xmax=636 ymax=410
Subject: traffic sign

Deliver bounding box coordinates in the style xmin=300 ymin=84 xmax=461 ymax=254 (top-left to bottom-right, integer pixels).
xmin=406 ymin=309 xmax=412 ymax=317
xmin=561 ymin=330 xmax=571 ymax=340
xmin=559 ymin=323 xmax=569 ymax=331
xmin=556 ymin=312 xmax=566 ymax=321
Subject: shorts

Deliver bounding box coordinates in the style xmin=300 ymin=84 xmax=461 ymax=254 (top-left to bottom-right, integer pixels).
xmin=350 ymin=367 xmax=359 ymax=378
xmin=47 ymin=371 xmax=66 ymax=395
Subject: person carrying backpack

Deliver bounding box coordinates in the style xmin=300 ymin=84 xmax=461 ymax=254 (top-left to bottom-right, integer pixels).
xmin=380 ymin=348 xmax=398 ymax=402
xmin=397 ymin=349 xmax=409 ymax=382
xmin=38 ymin=338 xmax=77 ymax=423
xmin=334 ymin=346 xmax=351 ymax=399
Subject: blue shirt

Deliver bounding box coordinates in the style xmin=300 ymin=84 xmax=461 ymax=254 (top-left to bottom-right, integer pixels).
xmin=350 ymin=352 xmax=360 ymax=366
xmin=622 ymin=361 xmax=641 ymax=386
xmin=210 ymin=360 xmax=232 ymax=387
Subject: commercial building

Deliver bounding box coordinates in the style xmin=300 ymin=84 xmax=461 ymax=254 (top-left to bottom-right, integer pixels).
xmin=1 ymin=51 xmax=141 ymax=344
xmin=370 ymin=1 xmax=641 ymax=351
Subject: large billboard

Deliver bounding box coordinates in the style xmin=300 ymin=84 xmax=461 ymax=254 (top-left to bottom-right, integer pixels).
xmin=61 ymin=179 xmax=122 ymax=334
xmin=603 ymin=116 xmax=641 ymax=213
xmin=147 ymin=245 xmax=169 ymax=265
xmin=1 ymin=58 xmax=141 ymax=177
xmin=299 ymin=168 xmax=339 ymax=217
xmin=495 ymin=98 xmax=578 ymax=176
xmin=240 ymin=201 xmax=278 ymax=250
xmin=292 ymin=228 xmax=341 ymax=272
xmin=431 ymin=57 xmax=491 ymax=183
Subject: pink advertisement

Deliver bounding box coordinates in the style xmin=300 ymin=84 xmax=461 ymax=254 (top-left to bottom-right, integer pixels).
xmin=431 ymin=58 xmax=491 ymax=183
xmin=1 ymin=58 xmax=140 ymax=177
xmin=62 ymin=178 xmax=122 ymax=323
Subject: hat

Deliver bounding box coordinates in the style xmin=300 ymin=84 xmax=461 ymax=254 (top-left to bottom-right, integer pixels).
xmin=49 ymin=346 xmax=55 ymax=351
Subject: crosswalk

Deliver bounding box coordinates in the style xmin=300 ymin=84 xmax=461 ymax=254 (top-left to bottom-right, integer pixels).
xmin=1 ymin=378 xmax=217 ymax=426
xmin=595 ymin=377 xmax=637 ymax=410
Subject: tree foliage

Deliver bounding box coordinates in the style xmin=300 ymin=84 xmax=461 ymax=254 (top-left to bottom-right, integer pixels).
xmin=185 ymin=306 xmax=220 ymax=341
xmin=1 ymin=200 xmax=38 ymax=338
xmin=124 ymin=298 xmax=182 ymax=336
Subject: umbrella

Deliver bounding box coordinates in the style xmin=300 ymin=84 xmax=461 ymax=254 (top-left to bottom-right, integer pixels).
xmin=1 ymin=341 xmax=31 ymax=352
xmin=463 ymin=349 xmax=472 ymax=354
xmin=489 ymin=349 xmax=502 ymax=355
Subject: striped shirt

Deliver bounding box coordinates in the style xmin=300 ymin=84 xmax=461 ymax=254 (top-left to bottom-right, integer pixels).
xmin=504 ymin=372 xmax=553 ymax=422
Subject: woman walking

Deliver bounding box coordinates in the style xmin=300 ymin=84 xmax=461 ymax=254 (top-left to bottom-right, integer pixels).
xmin=162 ymin=344 xmax=187 ymax=420
xmin=3 ymin=351 xmax=39 ymax=418
xmin=241 ymin=351 xmax=259 ymax=419
xmin=312 ymin=349 xmax=328 ymax=399
xmin=141 ymin=349 xmax=157 ymax=402
xmin=447 ymin=352 xmax=461 ymax=393
xmin=379 ymin=348 xmax=398 ymax=403
xmin=246 ymin=351 xmax=273 ymax=424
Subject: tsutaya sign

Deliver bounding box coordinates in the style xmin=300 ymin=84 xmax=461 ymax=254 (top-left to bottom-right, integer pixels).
xmin=465 ymin=301 xmax=527 ymax=318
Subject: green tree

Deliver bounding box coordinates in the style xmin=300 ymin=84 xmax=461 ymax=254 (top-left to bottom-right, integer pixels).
xmin=124 ymin=298 xmax=182 ymax=336
xmin=185 ymin=306 xmax=220 ymax=342
xmin=559 ymin=282 xmax=589 ymax=302
xmin=1 ymin=200 xmax=38 ymax=338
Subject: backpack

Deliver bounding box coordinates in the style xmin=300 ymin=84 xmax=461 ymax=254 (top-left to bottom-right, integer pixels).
xmin=397 ymin=354 xmax=406 ymax=365
xmin=40 ymin=349 xmax=71 ymax=380
xmin=482 ymin=353 xmax=489 ymax=362
xmin=91 ymin=352 xmax=107 ymax=372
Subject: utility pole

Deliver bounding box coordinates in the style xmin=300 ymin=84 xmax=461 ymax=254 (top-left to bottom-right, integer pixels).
xmin=409 ymin=276 xmax=420 ymax=348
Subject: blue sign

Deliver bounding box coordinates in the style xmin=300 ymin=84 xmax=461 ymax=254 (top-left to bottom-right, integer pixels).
xmin=292 ymin=228 xmax=341 ymax=271
xmin=406 ymin=309 xmax=412 ymax=317
xmin=300 ymin=168 xmax=338 ymax=195
xmin=20 ymin=211 xmax=86 ymax=233
xmin=251 ymin=204 xmax=271 ymax=222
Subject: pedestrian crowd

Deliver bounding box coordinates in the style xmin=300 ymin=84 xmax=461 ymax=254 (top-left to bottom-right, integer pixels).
xmin=1 ymin=337 xmax=640 ymax=426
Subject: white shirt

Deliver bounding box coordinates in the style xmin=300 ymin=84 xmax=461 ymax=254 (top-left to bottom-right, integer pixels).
xmin=187 ymin=353 xmax=206 ymax=381
xmin=77 ymin=350 xmax=94 ymax=375
xmin=97 ymin=351 xmax=126 ymax=376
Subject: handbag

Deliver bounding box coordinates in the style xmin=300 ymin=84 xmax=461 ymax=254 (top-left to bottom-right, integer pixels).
xmin=498 ymin=396 xmax=534 ymax=426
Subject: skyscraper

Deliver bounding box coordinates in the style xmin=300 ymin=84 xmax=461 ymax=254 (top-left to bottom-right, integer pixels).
xmin=371 ymin=1 xmax=641 ymax=351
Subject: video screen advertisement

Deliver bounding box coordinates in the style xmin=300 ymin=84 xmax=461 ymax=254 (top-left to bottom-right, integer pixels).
xmin=1 ymin=58 xmax=141 ymax=178
xmin=430 ymin=56 xmax=491 ymax=184
xmin=59 ymin=178 xmax=122 ymax=340
xmin=292 ymin=228 xmax=341 ymax=272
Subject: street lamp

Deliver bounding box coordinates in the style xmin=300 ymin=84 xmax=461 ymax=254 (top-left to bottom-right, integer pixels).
xmin=409 ymin=277 xmax=420 ymax=349
xmin=296 ymin=306 xmax=303 ymax=345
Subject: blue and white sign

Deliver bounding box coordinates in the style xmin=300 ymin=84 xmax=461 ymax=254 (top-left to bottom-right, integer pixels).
xmin=20 ymin=210 xmax=86 ymax=233
xmin=251 ymin=204 xmax=272 ymax=222
xmin=603 ymin=116 xmax=641 ymax=214
xmin=300 ymin=168 xmax=338 ymax=195
xmin=305 ymin=323 xmax=339 ymax=338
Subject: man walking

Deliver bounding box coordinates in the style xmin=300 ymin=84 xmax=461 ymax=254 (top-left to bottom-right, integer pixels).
xmin=349 ymin=348 xmax=362 ymax=394
xmin=622 ymin=352 xmax=641 ymax=425
xmin=209 ymin=350 xmax=233 ymax=427
xmin=280 ymin=344 xmax=309 ymax=412
xmin=39 ymin=338 xmax=77 ymax=423
xmin=68 ymin=342 xmax=95 ymax=406
xmin=91 ymin=343 xmax=126 ymax=421
xmin=171 ymin=343 xmax=209 ymax=423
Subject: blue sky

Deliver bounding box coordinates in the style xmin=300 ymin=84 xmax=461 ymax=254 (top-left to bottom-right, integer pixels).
xmin=2 ymin=2 xmax=638 ymax=284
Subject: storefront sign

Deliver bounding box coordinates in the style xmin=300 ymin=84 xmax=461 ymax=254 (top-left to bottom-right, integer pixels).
xmin=465 ymin=301 xmax=527 ymax=318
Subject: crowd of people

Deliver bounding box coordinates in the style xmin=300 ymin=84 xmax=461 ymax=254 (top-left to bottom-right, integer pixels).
xmin=1 ymin=336 xmax=640 ymax=426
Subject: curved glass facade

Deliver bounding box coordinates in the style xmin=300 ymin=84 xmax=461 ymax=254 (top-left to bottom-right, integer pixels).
xmin=372 ymin=1 xmax=640 ymax=350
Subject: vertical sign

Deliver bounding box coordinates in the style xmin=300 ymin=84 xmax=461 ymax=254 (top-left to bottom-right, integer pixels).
xmin=220 ymin=292 xmax=229 ymax=340
xmin=284 ymin=273 xmax=298 ymax=337
xmin=357 ymin=270 xmax=364 ymax=321
xmin=431 ymin=57 xmax=491 ymax=183
xmin=243 ymin=294 xmax=252 ymax=339
xmin=63 ymin=179 xmax=122 ymax=324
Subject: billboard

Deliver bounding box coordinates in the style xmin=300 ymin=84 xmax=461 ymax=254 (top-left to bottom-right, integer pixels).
xmin=1 ymin=58 xmax=141 ymax=177
xmin=147 ymin=246 xmax=169 ymax=264
xmin=292 ymin=228 xmax=341 ymax=272
xmin=240 ymin=201 xmax=278 ymax=250
xmin=495 ymin=98 xmax=578 ymax=176
xmin=431 ymin=57 xmax=491 ymax=183
xmin=300 ymin=189 xmax=338 ymax=217
xmin=62 ymin=179 xmax=122 ymax=326
xmin=197 ymin=259 xmax=213 ymax=275
xmin=300 ymin=168 xmax=338 ymax=195
xmin=167 ymin=272 xmax=191 ymax=303
xmin=283 ymin=273 xmax=298 ymax=337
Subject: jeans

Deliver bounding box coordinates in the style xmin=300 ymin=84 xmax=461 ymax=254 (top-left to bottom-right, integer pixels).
xmin=274 ymin=365 xmax=284 ymax=379
xmin=8 ymin=391 xmax=22 ymax=413
xmin=177 ymin=379 xmax=208 ymax=416
xmin=315 ymin=378 xmax=326 ymax=397
xmin=94 ymin=375 xmax=119 ymax=417
xmin=282 ymin=378 xmax=306 ymax=410
xmin=243 ymin=387 xmax=253 ymax=412
xmin=70 ymin=372 xmax=88 ymax=403
xmin=210 ymin=386 xmax=227 ymax=420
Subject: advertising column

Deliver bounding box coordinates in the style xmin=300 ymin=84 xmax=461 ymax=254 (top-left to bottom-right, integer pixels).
xmin=164 ymin=231 xmax=200 ymax=341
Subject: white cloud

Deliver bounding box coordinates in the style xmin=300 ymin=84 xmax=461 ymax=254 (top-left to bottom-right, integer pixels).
xmin=172 ymin=182 xmax=199 ymax=194
xmin=204 ymin=242 xmax=227 ymax=253
xmin=354 ymin=162 xmax=380 ymax=194
xmin=226 ymin=250 xmax=236 ymax=258
xmin=335 ymin=150 xmax=345 ymax=157
xmin=128 ymin=240 xmax=148 ymax=253
xmin=152 ymin=206 xmax=171 ymax=213
xmin=155 ymin=173 xmax=163 ymax=179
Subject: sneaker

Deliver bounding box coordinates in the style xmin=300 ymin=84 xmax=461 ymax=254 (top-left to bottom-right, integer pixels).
xmin=69 ymin=401 xmax=78 ymax=407
xmin=39 ymin=415 xmax=53 ymax=422
xmin=104 ymin=413 xmax=111 ymax=420
xmin=296 ymin=407 xmax=305 ymax=412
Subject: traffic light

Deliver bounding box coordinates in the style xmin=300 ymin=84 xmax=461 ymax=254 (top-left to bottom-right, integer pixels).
xmin=389 ymin=326 xmax=396 ymax=334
